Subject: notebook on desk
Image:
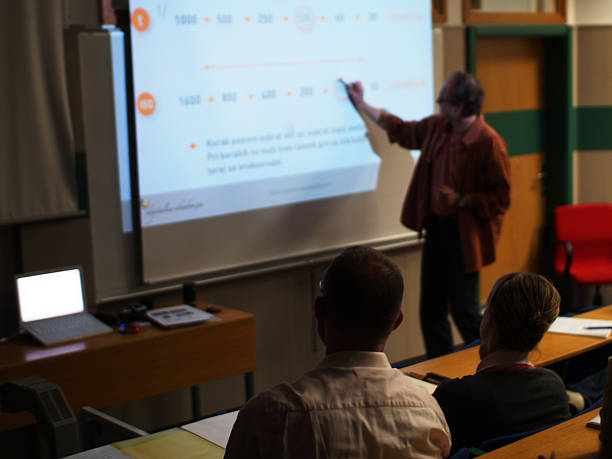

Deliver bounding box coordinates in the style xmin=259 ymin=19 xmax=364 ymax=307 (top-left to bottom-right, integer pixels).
xmin=15 ymin=266 xmax=113 ymax=347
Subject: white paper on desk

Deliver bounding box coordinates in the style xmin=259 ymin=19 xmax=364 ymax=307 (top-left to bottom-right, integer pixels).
xmin=587 ymin=414 xmax=601 ymax=429
xmin=548 ymin=317 xmax=612 ymax=338
xmin=182 ymin=410 xmax=239 ymax=448
xmin=61 ymin=444 xmax=132 ymax=458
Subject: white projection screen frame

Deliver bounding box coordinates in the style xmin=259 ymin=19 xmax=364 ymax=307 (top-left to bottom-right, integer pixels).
xmin=127 ymin=0 xmax=434 ymax=283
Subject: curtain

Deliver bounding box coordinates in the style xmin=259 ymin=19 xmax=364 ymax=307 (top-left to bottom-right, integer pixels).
xmin=0 ymin=0 xmax=79 ymax=224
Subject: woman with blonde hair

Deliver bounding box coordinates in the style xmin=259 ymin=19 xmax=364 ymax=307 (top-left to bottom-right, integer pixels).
xmin=433 ymin=272 xmax=571 ymax=452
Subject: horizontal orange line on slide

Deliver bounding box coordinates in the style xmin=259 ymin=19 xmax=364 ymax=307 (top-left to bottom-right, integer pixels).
xmin=203 ymin=57 xmax=364 ymax=70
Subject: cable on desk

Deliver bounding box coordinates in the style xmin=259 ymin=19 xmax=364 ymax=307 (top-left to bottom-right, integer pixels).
xmin=0 ymin=327 xmax=26 ymax=343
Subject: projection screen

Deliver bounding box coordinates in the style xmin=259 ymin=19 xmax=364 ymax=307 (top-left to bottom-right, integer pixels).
xmin=127 ymin=0 xmax=434 ymax=283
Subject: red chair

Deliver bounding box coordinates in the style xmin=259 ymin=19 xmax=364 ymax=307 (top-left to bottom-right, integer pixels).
xmin=554 ymin=203 xmax=612 ymax=305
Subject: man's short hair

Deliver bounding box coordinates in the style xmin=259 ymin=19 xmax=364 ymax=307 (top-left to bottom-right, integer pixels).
xmin=320 ymin=246 xmax=404 ymax=339
xmin=448 ymin=71 xmax=484 ymax=116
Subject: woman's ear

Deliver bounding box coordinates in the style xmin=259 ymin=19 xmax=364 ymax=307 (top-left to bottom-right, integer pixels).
xmin=480 ymin=307 xmax=490 ymax=339
xmin=480 ymin=306 xmax=499 ymax=352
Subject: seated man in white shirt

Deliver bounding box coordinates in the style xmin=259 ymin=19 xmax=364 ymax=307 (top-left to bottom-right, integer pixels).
xmin=224 ymin=246 xmax=451 ymax=459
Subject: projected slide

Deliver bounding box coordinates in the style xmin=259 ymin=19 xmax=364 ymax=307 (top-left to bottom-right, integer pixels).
xmin=129 ymin=0 xmax=433 ymax=227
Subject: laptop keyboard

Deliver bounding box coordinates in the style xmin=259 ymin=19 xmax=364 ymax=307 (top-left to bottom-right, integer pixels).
xmin=31 ymin=315 xmax=94 ymax=333
xmin=28 ymin=314 xmax=112 ymax=344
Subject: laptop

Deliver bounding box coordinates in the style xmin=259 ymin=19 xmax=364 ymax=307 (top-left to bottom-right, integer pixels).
xmin=15 ymin=266 xmax=113 ymax=346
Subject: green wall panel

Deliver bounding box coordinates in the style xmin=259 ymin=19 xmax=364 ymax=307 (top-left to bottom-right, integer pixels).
xmin=483 ymin=106 xmax=612 ymax=156
xmin=484 ymin=110 xmax=544 ymax=157
xmin=576 ymin=106 xmax=612 ymax=150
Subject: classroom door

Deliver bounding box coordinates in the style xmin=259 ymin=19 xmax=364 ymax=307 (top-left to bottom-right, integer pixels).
xmin=476 ymin=36 xmax=548 ymax=301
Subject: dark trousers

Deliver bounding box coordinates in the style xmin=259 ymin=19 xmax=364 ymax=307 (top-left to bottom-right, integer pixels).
xmin=420 ymin=215 xmax=482 ymax=358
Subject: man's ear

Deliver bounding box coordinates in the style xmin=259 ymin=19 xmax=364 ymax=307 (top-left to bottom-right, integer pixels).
xmin=391 ymin=309 xmax=403 ymax=330
xmin=314 ymin=296 xmax=328 ymax=345
xmin=314 ymin=296 xmax=326 ymax=321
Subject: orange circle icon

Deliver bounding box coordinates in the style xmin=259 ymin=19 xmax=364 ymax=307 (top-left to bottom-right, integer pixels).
xmin=131 ymin=8 xmax=151 ymax=32
xmin=137 ymin=92 xmax=156 ymax=116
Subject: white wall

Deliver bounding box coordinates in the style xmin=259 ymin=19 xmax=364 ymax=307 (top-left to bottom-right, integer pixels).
xmin=570 ymin=0 xmax=612 ymax=24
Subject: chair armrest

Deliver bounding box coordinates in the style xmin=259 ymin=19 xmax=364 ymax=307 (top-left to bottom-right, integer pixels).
xmin=555 ymin=240 xmax=573 ymax=277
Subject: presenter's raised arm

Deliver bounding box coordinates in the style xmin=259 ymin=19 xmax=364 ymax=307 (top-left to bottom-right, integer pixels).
xmin=346 ymin=81 xmax=384 ymax=129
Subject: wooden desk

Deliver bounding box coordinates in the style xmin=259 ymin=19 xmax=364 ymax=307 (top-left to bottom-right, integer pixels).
xmin=403 ymin=305 xmax=612 ymax=379
xmin=479 ymin=408 xmax=601 ymax=458
xmin=0 ymin=302 xmax=255 ymax=432
xmin=97 ymin=410 xmax=604 ymax=459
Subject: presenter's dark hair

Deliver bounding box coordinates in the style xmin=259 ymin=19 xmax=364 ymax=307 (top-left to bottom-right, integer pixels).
xmin=448 ymin=71 xmax=484 ymax=116
xmin=320 ymin=246 xmax=403 ymax=338
xmin=486 ymin=272 xmax=560 ymax=352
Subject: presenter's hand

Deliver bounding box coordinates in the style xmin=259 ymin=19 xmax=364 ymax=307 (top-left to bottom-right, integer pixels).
xmin=435 ymin=185 xmax=459 ymax=208
xmin=344 ymin=81 xmax=382 ymax=125
xmin=346 ymin=81 xmax=365 ymax=108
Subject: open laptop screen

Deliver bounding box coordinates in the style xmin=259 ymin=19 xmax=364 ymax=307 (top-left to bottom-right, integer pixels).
xmin=16 ymin=267 xmax=85 ymax=323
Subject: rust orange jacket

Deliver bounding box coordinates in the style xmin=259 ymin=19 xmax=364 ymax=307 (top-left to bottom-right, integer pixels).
xmin=381 ymin=112 xmax=511 ymax=272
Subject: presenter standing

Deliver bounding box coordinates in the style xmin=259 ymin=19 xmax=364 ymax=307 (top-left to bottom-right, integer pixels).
xmin=347 ymin=71 xmax=511 ymax=358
